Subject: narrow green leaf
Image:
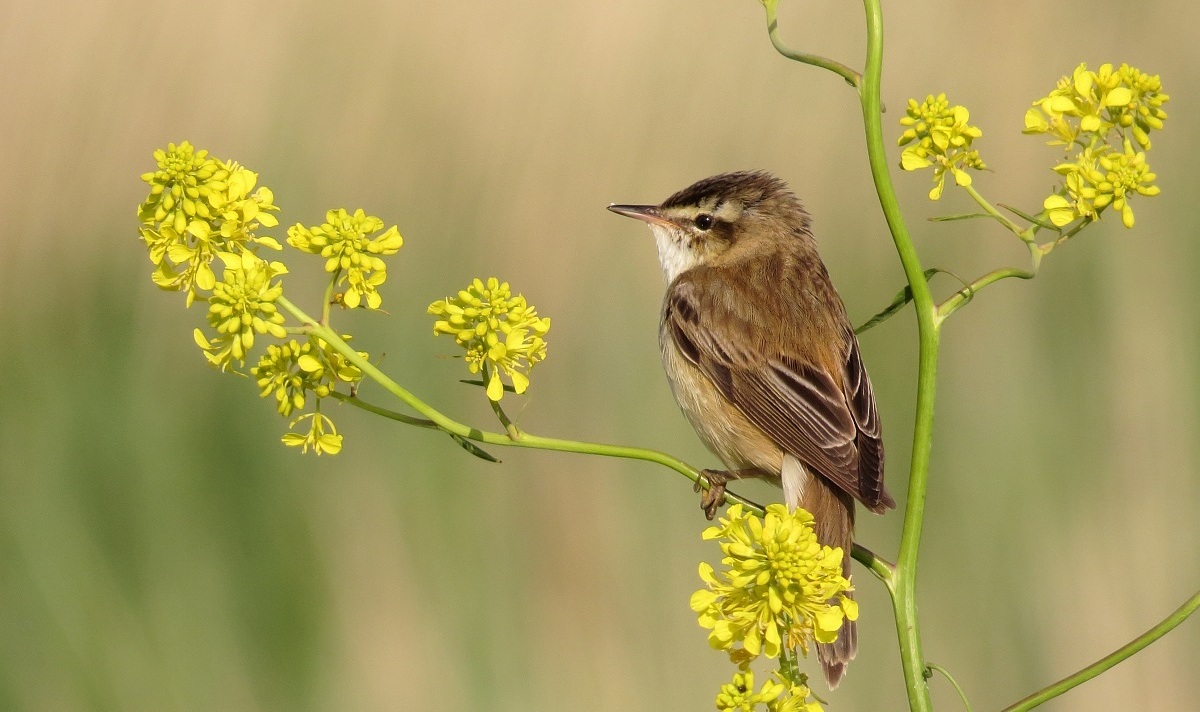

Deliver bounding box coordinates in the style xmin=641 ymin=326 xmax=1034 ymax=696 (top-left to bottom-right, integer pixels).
xmin=458 ymin=379 xmax=516 ymax=394
xmin=855 ymin=268 xmax=940 ymax=334
xmin=449 ymin=433 xmax=501 ymax=463
xmin=998 ymin=203 xmax=1058 ymax=230
xmin=928 ymin=213 xmax=991 ymax=222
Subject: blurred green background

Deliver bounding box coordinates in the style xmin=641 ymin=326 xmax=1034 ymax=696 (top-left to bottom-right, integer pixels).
xmin=1 ymin=1 xmax=1197 ymax=709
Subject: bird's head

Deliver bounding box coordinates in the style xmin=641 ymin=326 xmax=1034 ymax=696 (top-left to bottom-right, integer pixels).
xmin=608 ymin=170 xmax=813 ymax=283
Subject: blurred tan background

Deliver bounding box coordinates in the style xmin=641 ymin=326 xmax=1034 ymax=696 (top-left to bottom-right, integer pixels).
xmin=1 ymin=0 xmax=1198 ymax=710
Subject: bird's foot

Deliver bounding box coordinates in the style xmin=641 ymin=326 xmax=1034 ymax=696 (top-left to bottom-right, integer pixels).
xmin=696 ymin=469 xmax=732 ymax=520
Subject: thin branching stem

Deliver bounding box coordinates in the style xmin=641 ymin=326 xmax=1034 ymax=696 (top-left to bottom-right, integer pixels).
xmin=313 ymin=311 xmax=895 ymax=584
xmin=320 ymin=270 xmax=339 ymax=326
xmin=761 ymin=0 xmax=862 ymax=88
xmin=927 ymin=662 xmax=974 ymax=712
xmin=1002 ymin=587 xmax=1200 ymax=711
xmin=937 ymin=248 xmax=1040 ymax=322
xmin=279 ymin=296 xmax=768 ymax=510
xmin=961 ymin=184 xmax=1030 ymax=239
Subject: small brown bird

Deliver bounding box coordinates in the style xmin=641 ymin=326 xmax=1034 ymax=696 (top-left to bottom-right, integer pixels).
xmin=609 ymin=171 xmax=894 ymax=688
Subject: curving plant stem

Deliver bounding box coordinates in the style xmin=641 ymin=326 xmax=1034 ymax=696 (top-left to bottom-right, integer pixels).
xmin=857 ymin=1 xmax=937 ymax=709
xmin=1001 ymin=587 xmax=1200 ymax=711
xmin=761 ymin=0 xmax=862 ymax=87
xmin=762 ymin=0 xmax=938 ymax=708
xmin=281 ymin=294 xmax=899 ymax=589
xmin=760 ymin=2 xmax=1200 ymax=710
xmin=279 ymin=297 xmax=786 ymax=514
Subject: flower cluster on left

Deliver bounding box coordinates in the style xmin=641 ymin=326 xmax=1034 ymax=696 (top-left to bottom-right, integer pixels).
xmin=138 ymin=142 xmax=398 ymax=455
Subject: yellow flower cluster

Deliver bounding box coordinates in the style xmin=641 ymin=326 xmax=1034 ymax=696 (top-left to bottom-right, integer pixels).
xmin=138 ymin=141 xmax=281 ymax=305
xmin=716 ymin=669 xmax=782 ymax=711
xmin=714 ymin=670 xmax=824 ymax=712
xmin=691 ymin=504 xmax=857 ymax=664
xmin=1024 ymin=63 xmax=1168 ymax=151
xmin=897 ymin=94 xmax=986 ymax=200
xmin=769 ymin=682 xmax=824 ymax=712
xmin=138 ymin=143 xmax=405 ymax=456
xmin=428 ymin=277 xmax=550 ymax=401
xmin=250 ymin=337 xmax=366 ymax=456
xmin=252 ymin=338 xmax=364 ymax=417
xmin=287 ymin=208 xmax=403 ymax=309
xmin=1044 ymin=143 xmax=1159 ymax=229
xmin=193 ymin=251 xmax=288 ymax=371
xmin=1025 ymin=63 xmax=1167 ymax=229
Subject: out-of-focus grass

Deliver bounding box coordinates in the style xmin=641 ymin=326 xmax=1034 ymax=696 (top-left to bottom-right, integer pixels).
xmin=0 ymin=1 xmax=1197 ymax=709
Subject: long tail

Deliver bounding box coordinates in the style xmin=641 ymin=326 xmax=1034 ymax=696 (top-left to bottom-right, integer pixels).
xmin=782 ymin=454 xmax=857 ymax=689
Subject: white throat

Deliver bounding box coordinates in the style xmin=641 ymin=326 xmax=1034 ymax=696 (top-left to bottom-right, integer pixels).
xmin=649 ymin=224 xmax=703 ymax=284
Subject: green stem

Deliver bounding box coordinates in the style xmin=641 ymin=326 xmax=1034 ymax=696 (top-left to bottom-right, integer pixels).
xmin=279 ymin=295 xmax=773 ymax=509
xmin=762 ymin=0 xmax=861 ymax=88
xmin=937 ymin=244 xmax=1041 ymax=322
xmin=764 ymin=1 xmax=937 ymax=704
xmin=927 ymin=662 xmax=974 ymax=712
xmin=333 ymin=387 xmax=897 ymax=585
xmin=484 ymin=370 xmax=523 ymax=439
xmin=320 ymin=270 xmax=340 ymax=326
xmin=338 ymin=360 xmax=902 ymax=583
xmin=961 ymin=184 xmax=1029 ymax=240
xmin=858 ymin=1 xmax=937 ymax=709
xmin=854 ymin=542 xmax=897 ymax=590
xmin=1002 ymin=587 xmax=1200 ymax=711
xmin=490 ymin=398 xmax=522 ymax=439
xmin=326 ymin=390 xmax=435 ymax=428
xmin=1042 ymin=215 xmax=1092 ymax=253
xmin=937 ymin=210 xmax=1099 ymax=322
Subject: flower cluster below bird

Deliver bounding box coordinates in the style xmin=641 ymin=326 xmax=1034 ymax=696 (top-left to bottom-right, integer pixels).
xmin=692 ymin=504 xmax=855 ymax=707
xmin=714 ymin=668 xmax=825 ymax=712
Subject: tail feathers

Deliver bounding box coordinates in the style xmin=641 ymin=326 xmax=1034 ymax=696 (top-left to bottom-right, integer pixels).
xmin=783 ymin=455 xmax=857 ymax=689
xmin=817 ymin=613 xmax=856 ymax=689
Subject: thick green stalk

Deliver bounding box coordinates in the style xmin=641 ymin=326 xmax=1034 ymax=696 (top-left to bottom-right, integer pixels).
xmin=763 ymin=1 xmax=935 ymax=705
xmin=858 ymin=1 xmax=937 ymax=709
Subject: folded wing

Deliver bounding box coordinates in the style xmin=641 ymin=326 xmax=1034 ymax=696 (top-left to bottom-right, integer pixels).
xmin=665 ymin=272 xmax=893 ymax=513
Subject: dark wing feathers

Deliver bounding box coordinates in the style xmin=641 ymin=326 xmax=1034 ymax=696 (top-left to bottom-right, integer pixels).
xmin=666 ymin=274 xmax=892 ymax=512
xmin=841 ymin=333 xmax=893 ymax=512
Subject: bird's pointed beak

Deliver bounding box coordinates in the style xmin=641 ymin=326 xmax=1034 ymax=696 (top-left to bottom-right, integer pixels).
xmin=607 ymin=203 xmax=671 ymax=227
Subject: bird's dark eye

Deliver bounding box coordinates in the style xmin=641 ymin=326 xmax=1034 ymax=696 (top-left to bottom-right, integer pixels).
xmin=694 ymin=213 xmax=714 ymax=230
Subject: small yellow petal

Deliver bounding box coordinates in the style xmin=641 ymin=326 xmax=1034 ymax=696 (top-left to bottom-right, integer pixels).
xmin=486 ymin=374 xmax=504 ymax=401
xmin=1105 ymin=86 xmax=1133 ymax=107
